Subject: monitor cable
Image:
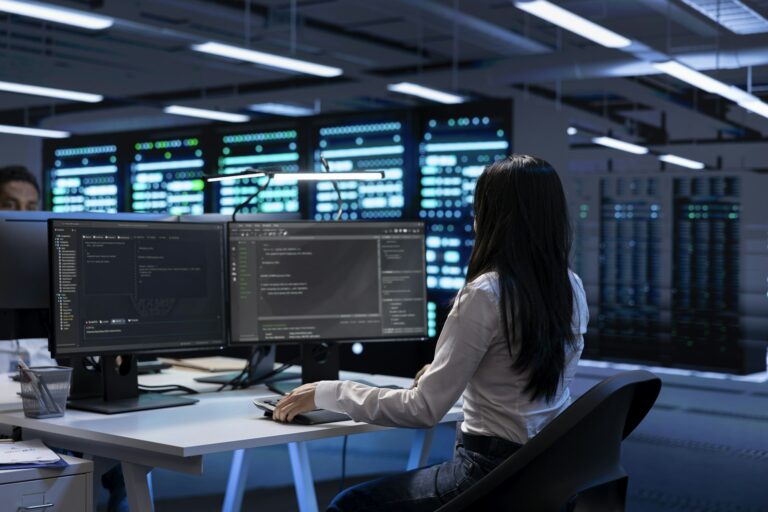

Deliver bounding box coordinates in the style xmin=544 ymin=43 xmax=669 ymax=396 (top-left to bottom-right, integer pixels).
xmin=231 ymin=171 xmax=273 ymax=223
xmin=320 ymin=156 xmax=344 ymax=221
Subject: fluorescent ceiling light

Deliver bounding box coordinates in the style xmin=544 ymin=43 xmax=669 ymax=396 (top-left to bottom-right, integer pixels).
xmin=679 ymin=0 xmax=768 ymax=35
xmin=249 ymin=103 xmax=315 ymax=117
xmin=387 ymin=82 xmax=464 ymax=104
xmin=567 ymin=126 xmax=578 ymax=135
xmin=0 ymin=0 xmax=113 ymax=30
xmin=514 ymin=0 xmax=632 ymax=48
xmin=738 ymin=99 xmax=768 ymax=119
xmin=192 ymin=42 xmax=343 ymax=78
xmin=206 ymin=171 xmax=384 ymax=183
xmin=163 ymin=105 xmax=250 ymax=123
xmin=0 ymin=80 xmax=102 ymax=103
xmin=659 ymin=154 xmax=705 ymax=170
xmin=591 ymin=136 xmax=649 ymax=155
xmin=653 ymin=61 xmax=754 ymax=103
xmin=0 ymin=124 xmax=69 ymax=138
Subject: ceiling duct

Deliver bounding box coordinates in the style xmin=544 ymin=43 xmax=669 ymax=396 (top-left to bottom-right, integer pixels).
xmin=678 ymin=0 xmax=768 ymax=34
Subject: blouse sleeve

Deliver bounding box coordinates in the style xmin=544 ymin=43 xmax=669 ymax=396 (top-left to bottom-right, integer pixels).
xmin=314 ymin=279 xmax=499 ymax=428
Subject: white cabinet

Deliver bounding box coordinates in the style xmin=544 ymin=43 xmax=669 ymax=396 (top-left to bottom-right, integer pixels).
xmin=0 ymin=455 xmax=92 ymax=511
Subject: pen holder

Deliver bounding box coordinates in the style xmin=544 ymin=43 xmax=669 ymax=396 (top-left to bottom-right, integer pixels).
xmin=19 ymin=366 xmax=72 ymax=419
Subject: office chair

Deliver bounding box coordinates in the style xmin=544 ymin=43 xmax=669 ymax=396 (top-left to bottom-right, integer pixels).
xmin=436 ymin=370 xmax=661 ymax=512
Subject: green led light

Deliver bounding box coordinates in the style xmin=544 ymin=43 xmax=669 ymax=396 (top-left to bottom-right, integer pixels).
xmin=223 ymin=147 xmax=230 ymax=155
xmin=164 ymin=152 xmax=172 ymax=159
xmin=191 ymin=180 xmax=205 ymax=192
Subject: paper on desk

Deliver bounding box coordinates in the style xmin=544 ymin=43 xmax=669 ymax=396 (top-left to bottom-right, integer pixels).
xmin=0 ymin=439 xmax=61 ymax=465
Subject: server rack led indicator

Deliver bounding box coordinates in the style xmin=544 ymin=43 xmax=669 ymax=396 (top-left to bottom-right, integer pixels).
xmin=217 ymin=130 xmax=300 ymax=214
xmin=49 ymin=144 xmax=119 ymax=213
xmin=314 ymin=121 xmax=406 ymax=220
xmin=418 ymin=116 xmax=509 ymax=291
xmin=130 ymin=138 xmax=205 ymax=215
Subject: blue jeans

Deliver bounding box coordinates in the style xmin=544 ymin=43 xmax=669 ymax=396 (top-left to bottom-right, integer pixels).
xmin=327 ymin=432 xmax=521 ymax=512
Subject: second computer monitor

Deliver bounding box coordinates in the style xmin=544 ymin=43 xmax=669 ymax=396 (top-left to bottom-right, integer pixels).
xmin=229 ymin=221 xmax=428 ymax=344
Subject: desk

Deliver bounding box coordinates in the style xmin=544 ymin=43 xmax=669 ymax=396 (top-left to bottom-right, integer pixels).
xmin=0 ymin=369 xmax=462 ymax=512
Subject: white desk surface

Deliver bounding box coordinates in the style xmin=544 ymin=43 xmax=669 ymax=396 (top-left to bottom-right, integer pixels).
xmin=0 ymin=369 xmax=462 ymax=459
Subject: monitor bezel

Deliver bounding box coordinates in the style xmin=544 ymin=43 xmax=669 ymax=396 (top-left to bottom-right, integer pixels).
xmin=226 ymin=220 xmax=430 ymax=346
xmin=48 ymin=218 xmax=228 ymax=357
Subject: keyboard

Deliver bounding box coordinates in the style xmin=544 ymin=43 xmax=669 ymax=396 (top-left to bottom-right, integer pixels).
xmin=255 ymin=397 xmax=350 ymax=425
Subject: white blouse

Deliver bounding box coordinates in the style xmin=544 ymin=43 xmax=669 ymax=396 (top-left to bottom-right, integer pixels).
xmin=314 ymin=271 xmax=589 ymax=444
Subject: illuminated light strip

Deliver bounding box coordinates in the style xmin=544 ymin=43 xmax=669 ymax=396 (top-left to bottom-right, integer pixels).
xmin=320 ymin=145 xmax=404 ymax=159
xmin=221 ymin=153 xmax=299 ymax=166
xmin=320 ymin=122 xmax=401 ymax=136
xmin=54 ymin=145 xmax=116 ymax=157
xmin=249 ymin=103 xmax=315 ymax=117
xmin=423 ymin=141 xmax=509 ymax=153
xmin=273 ymin=172 xmax=383 ymax=183
xmin=0 ymin=124 xmax=69 ymax=139
xmin=658 ymin=154 xmax=706 ymax=169
xmin=0 ymin=0 xmax=113 ymax=30
xmin=133 ymin=159 xmax=204 ymax=172
xmin=653 ymin=61 xmax=754 ymax=103
xmin=192 ymin=41 xmax=343 ymax=78
xmin=591 ymin=136 xmax=649 ymax=155
xmin=163 ymin=105 xmax=250 ymax=123
xmin=387 ymin=82 xmax=465 ymax=104
xmin=206 ymin=171 xmax=384 ymax=183
xmin=514 ymin=0 xmax=632 ymax=48
xmin=52 ymin=165 xmax=117 ymax=177
xmin=0 ymin=80 xmax=102 ymax=102
xmin=83 ymin=185 xmax=118 ymax=196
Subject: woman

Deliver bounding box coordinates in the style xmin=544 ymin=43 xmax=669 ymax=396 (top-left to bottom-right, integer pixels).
xmin=274 ymin=154 xmax=589 ymax=511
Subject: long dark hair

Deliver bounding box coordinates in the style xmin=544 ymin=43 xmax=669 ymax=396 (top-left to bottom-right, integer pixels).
xmin=466 ymin=154 xmax=576 ymax=402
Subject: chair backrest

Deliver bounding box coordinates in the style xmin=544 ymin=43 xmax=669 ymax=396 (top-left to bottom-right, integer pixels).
xmin=436 ymin=370 xmax=661 ymax=512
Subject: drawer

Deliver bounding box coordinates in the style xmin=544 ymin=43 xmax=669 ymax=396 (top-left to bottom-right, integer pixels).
xmin=0 ymin=474 xmax=89 ymax=512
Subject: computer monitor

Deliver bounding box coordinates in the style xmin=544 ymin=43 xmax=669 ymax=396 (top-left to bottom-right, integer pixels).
xmin=49 ymin=219 xmax=227 ymax=413
xmin=228 ymin=221 xmax=428 ymax=382
xmin=0 ymin=212 xmax=176 ymax=340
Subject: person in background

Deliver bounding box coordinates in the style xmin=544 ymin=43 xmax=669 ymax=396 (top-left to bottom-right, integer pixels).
xmin=274 ymin=154 xmax=589 ymax=512
xmin=0 ymin=165 xmax=40 ymax=211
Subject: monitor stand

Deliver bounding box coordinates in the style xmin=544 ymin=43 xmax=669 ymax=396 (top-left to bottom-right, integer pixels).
xmin=67 ymin=355 xmax=197 ymax=414
xmin=301 ymin=342 xmax=340 ymax=383
xmin=194 ymin=344 xmax=300 ymax=386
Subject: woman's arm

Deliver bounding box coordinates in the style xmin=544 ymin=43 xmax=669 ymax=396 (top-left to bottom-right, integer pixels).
xmin=275 ymin=280 xmax=499 ymax=427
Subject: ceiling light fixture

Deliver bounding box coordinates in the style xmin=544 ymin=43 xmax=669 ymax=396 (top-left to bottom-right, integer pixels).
xmin=0 ymin=80 xmax=102 ymax=103
xmin=514 ymin=0 xmax=632 ymax=48
xmin=658 ymin=154 xmax=705 ymax=169
xmin=0 ymin=124 xmax=69 ymax=138
xmin=387 ymin=82 xmax=465 ymax=104
xmin=591 ymin=136 xmax=649 ymax=155
xmin=248 ymin=103 xmax=315 ymax=117
xmin=192 ymin=42 xmax=343 ymax=78
xmin=0 ymin=0 xmax=113 ymax=30
xmin=163 ymin=105 xmax=250 ymax=123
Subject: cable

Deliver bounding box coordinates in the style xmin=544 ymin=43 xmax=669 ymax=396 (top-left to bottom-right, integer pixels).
xmin=339 ymin=435 xmax=349 ymax=493
xmin=231 ymin=171 xmax=273 ymax=223
xmin=320 ymin=156 xmax=343 ymax=221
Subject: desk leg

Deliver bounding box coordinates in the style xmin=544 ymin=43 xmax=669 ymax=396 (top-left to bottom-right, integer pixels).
xmin=122 ymin=462 xmax=155 ymax=512
xmin=222 ymin=448 xmax=254 ymax=512
xmin=406 ymin=428 xmax=434 ymax=470
xmin=288 ymin=442 xmax=319 ymax=512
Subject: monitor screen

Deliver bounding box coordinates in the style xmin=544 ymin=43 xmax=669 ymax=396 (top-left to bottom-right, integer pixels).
xmin=215 ymin=128 xmax=301 ymax=215
xmin=229 ymin=221 xmax=427 ymax=344
xmin=48 ymin=143 xmax=120 ymax=213
xmin=129 ymin=136 xmax=206 ymax=215
xmin=49 ymin=220 xmax=226 ymax=356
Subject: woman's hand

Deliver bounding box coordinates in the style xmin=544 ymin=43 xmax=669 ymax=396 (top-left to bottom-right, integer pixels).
xmin=411 ymin=364 xmax=431 ymax=388
xmin=272 ymin=383 xmax=318 ymax=423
